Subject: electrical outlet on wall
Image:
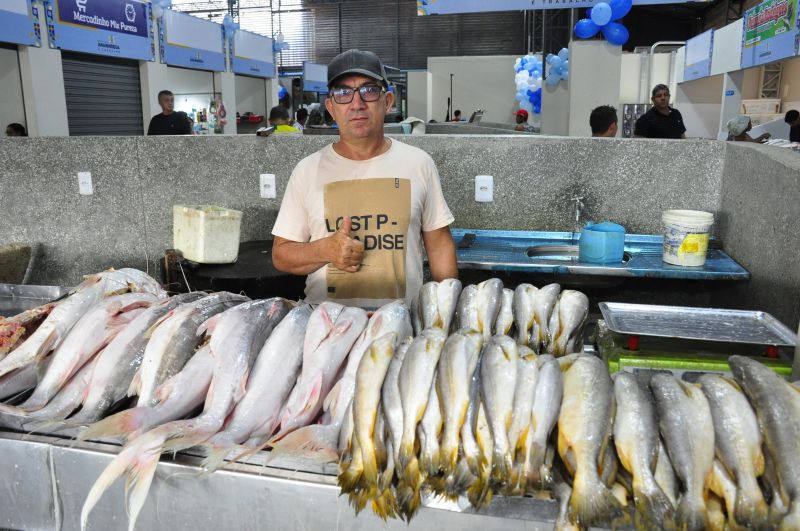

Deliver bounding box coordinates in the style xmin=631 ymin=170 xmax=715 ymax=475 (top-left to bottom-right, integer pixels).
xmin=475 ymin=175 xmax=493 ymax=202
xmin=260 ymin=173 xmax=276 ymax=199
xmin=77 ymin=172 xmax=93 ymax=195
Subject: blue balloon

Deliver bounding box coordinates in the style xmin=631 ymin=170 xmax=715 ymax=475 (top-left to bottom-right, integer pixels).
xmin=278 ymin=86 xmax=287 ymax=99
xmin=585 ymin=7 xmax=593 ymax=18
xmin=574 ymin=18 xmax=600 ymax=39
xmin=602 ymin=21 xmax=629 ymax=46
xmin=557 ymin=48 xmax=569 ymax=62
xmin=609 ymin=0 xmax=632 ymax=20
xmin=591 ymin=2 xmax=612 ymax=26
xmin=546 ymin=53 xmax=555 ymax=65
xmin=550 ymin=56 xmax=562 ymax=69
xmin=546 ymin=75 xmax=560 ymax=87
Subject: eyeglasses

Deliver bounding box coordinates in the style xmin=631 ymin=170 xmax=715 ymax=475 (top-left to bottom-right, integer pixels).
xmin=330 ymin=84 xmax=385 ymax=104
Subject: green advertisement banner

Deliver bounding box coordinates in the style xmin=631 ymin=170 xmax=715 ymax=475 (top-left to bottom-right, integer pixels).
xmin=743 ymin=0 xmax=797 ymax=46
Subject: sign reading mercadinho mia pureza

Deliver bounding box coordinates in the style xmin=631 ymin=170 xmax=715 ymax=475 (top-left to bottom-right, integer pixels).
xmin=46 ymin=0 xmax=153 ymax=61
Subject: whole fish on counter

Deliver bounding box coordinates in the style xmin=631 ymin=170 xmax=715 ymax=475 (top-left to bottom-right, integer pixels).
xmin=557 ymin=355 xmax=622 ymax=528
xmin=552 ymin=290 xmax=589 ymax=357
xmin=729 ymin=355 xmax=800 ymax=530
xmin=81 ymin=298 xmax=291 ymax=531
xmin=613 ymin=372 xmax=675 ymax=530
xmin=131 ymin=292 xmax=249 ymax=407
xmin=512 ymin=284 xmax=537 ymax=346
xmin=494 ymin=288 xmax=515 ymax=337
xmin=412 ymin=279 xmax=462 ymax=334
xmin=650 ymin=373 xmax=715 ymax=531
xmin=475 ymin=279 xmax=503 ymax=339
xmin=532 ymin=283 xmax=560 ymax=353
xmin=699 ymin=373 xmax=769 ymax=530
xmin=480 ymin=335 xmax=518 ymax=490
xmin=506 ymin=345 xmax=537 ymax=494
xmin=527 ymin=354 xmax=562 ymax=490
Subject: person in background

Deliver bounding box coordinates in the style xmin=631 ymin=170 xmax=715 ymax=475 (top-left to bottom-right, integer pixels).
xmin=513 ymin=109 xmax=534 ymax=132
xmin=147 ymin=90 xmax=192 ymax=135
xmin=785 ymin=110 xmax=800 ymax=142
xmin=295 ymin=108 xmax=309 ymax=131
xmin=451 ymin=110 xmax=462 ymax=122
xmin=5 ymin=123 xmax=27 ymax=137
xmin=590 ymin=105 xmax=618 ymax=137
xmin=271 ymin=49 xmax=457 ymax=309
xmin=726 ymin=115 xmax=771 ymax=143
xmin=307 ymin=109 xmax=324 ymax=126
xmin=268 ymin=106 xmax=301 ymax=133
xmin=634 ymin=84 xmax=686 ymax=139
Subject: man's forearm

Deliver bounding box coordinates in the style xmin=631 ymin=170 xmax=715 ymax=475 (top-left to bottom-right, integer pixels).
xmin=424 ymin=229 xmax=459 ymax=281
xmin=272 ymin=238 xmax=331 ymax=275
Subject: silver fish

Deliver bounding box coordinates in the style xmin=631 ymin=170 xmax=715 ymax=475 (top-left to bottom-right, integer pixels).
xmin=419 ymin=279 xmax=462 ymax=332
xmin=614 ymin=372 xmax=675 ymax=530
xmin=558 ymin=355 xmax=622 ymax=527
xmin=532 ymin=283 xmax=560 ymax=352
xmin=133 ymin=292 xmax=248 ymax=407
xmin=480 ymin=335 xmax=518 ymax=488
xmin=513 ymin=283 xmax=537 ymax=346
xmin=381 ymin=337 xmax=412 ymax=480
xmin=650 ymin=373 xmax=715 ymax=531
xmin=655 ymin=439 xmax=679 ymax=508
xmin=553 ymin=290 xmax=589 ymax=356
xmin=437 ymin=328 xmax=483 ymax=484
xmin=455 ymin=344 xmax=484 ymax=497
xmin=729 ymin=355 xmax=800 ymax=531
xmin=23 ymin=356 xmax=99 ymax=426
xmin=21 ymin=292 xmax=155 ymax=410
xmin=699 ymin=374 xmax=769 ymax=529
xmin=418 ymin=375 xmax=442 ymax=478
xmin=476 ymin=279 xmax=503 ymax=339
xmin=527 ymin=354 xmax=563 ymax=489
xmin=456 ymin=284 xmax=479 ymax=332
xmin=494 ymin=288 xmax=515 ymax=336
xmin=417 ymin=282 xmax=439 ymax=331
xmin=396 ymin=328 xmax=447 ymax=517
xmin=506 ymin=345 xmax=538 ymax=493
xmin=276 ymin=304 xmax=367 ymax=438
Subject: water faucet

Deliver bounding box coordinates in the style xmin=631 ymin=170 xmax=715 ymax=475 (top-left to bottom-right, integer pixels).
xmin=571 ymin=195 xmax=586 ymax=232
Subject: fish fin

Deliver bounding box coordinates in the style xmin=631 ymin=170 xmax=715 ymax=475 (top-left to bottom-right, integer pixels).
xmin=301 ymin=374 xmax=324 ymax=416
xmin=78 ymin=408 xmax=151 ymax=442
xmin=196 ymin=313 xmax=222 ymax=338
xmin=633 ymin=484 xmax=676 ymax=531
xmin=142 ymin=309 xmax=175 ymax=340
xmin=22 ymin=418 xmax=67 ymax=433
xmin=448 ymin=458 xmax=476 ymax=499
xmin=123 ymin=440 xmax=163 ymax=531
xmin=266 ymin=424 xmax=340 ymax=467
xmin=396 ymin=455 xmax=422 ymax=520
xmin=323 ymin=380 xmax=341 ymax=414
xmin=127 ymin=370 xmax=141 ymax=398
xmin=675 ymin=494 xmax=707 ymax=531
xmin=570 ymin=467 xmax=624 ymax=528
xmin=0 ymin=402 xmax=32 ymax=417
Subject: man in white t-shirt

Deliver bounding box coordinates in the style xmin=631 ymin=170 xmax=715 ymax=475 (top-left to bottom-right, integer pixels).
xmin=271 ymin=49 xmax=458 ymax=308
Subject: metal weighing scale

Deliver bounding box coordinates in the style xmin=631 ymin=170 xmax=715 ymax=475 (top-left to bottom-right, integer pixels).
xmin=596 ymin=302 xmax=797 ymax=380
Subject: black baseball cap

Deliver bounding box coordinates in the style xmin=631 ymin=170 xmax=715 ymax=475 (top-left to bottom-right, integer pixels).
xmin=327 ymin=49 xmax=389 ymax=89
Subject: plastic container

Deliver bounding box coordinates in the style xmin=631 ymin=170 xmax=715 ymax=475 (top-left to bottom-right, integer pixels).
xmin=578 ymin=221 xmax=625 ymax=264
xmin=173 ymin=205 xmax=242 ymax=264
xmin=662 ymin=210 xmax=714 ymax=267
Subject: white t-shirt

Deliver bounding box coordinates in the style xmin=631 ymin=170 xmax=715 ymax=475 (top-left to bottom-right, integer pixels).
xmin=272 ymin=138 xmax=454 ymax=308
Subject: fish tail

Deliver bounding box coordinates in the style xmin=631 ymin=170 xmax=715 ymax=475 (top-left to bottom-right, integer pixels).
xmin=338 ymin=458 xmax=364 ymax=495
xmin=78 ymin=408 xmax=152 ymax=442
xmin=360 ymin=438 xmax=379 ymax=488
xmin=427 ymin=473 xmax=447 ymax=496
xmin=369 ymin=486 xmax=397 ymax=521
xmin=439 ymin=444 xmax=459 ymax=478
xmin=467 ymin=464 xmax=492 ymax=509
xmin=419 ymin=448 xmax=440 ymax=479
xmin=265 ymin=425 xmax=340 ymax=467
xmin=396 ymin=456 xmax=422 ymax=519
xmin=734 ymin=478 xmax=770 ymax=530
xmin=570 ymin=467 xmax=624 ymax=528
xmin=80 ymin=430 xmax=166 ymax=531
xmin=527 ymin=440 xmax=547 ymax=488
xmin=449 ymin=458 xmax=476 ymax=498
xmin=199 ymin=443 xmax=239 ymax=475
xmin=676 ymin=494 xmax=708 ymax=531
xmin=633 ymin=484 xmax=676 ymax=531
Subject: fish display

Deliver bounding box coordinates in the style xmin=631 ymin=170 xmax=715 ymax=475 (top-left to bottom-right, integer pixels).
xmin=2 ymin=270 xmax=798 ymax=531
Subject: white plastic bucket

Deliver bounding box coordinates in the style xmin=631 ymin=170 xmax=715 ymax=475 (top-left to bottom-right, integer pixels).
xmin=173 ymin=205 xmax=242 ymax=264
xmin=662 ymin=210 xmax=714 ymax=266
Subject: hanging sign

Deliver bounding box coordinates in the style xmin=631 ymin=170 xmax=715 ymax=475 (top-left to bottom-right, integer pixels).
xmin=0 ymin=0 xmax=40 ymax=46
xmin=160 ymin=9 xmax=225 ymax=72
xmin=45 ymin=0 xmax=152 ymax=60
xmin=231 ymin=29 xmax=275 ymax=78
xmin=303 ymin=62 xmax=328 ymax=93
xmin=740 ymin=0 xmax=800 ymax=68
xmin=684 ymin=29 xmax=713 ymax=81
xmin=417 ymin=0 xmax=711 ymax=14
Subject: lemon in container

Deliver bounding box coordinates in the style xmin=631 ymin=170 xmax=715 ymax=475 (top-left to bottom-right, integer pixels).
xmin=173 ymin=205 xmax=243 ymax=264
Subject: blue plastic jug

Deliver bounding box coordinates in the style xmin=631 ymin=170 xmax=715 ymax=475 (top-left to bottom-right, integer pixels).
xmin=578 ymin=222 xmax=625 ymax=264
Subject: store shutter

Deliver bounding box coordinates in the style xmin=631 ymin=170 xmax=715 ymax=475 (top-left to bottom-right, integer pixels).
xmin=62 ymin=52 xmax=144 ymax=136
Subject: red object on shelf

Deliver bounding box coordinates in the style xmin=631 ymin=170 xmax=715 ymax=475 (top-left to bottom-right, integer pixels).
xmin=765 ymin=345 xmax=779 ymax=359
xmin=236 ymin=116 xmax=241 ymax=125
xmin=627 ymin=335 xmax=640 ymax=351
xmin=246 ymin=115 xmax=264 ymax=123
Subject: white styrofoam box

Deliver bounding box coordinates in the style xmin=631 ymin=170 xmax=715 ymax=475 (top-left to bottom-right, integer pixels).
xmin=740 ymin=99 xmax=781 ymax=114
xmin=173 ymin=205 xmax=242 ymax=264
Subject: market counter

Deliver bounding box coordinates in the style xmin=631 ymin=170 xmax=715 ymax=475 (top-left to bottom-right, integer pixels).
xmin=0 ymin=431 xmax=571 ymax=531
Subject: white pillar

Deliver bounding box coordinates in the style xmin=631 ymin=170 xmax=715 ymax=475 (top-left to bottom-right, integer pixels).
xmin=213 ymin=71 xmax=237 ymax=134
xmin=717 ymin=71 xmax=743 ymax=140
xmin=567 ymin=40 xmax=622 ymax=137
xmin=265 ymin=77 xmax=281 ymax=114
xmin=139 ymin=59 xmax=170 ymax=133
xmin=17 ymin=5 xmax=68 ymax=136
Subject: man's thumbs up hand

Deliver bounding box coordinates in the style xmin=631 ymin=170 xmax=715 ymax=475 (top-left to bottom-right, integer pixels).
xmin=329 ymin=215 xmax=365 ymax=273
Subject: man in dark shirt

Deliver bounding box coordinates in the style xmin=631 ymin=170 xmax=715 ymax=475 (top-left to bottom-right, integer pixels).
xmin=634 ymin=84 xmax=686 ymax=139
xmin=785 ymin=110 xmax=800 ymax=143
xmin=147 ymin=90 xmax=192 ymax=135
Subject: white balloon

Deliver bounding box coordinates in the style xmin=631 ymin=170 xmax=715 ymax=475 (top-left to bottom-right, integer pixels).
xmin=516 ymin=81 xmax=528 ymax=91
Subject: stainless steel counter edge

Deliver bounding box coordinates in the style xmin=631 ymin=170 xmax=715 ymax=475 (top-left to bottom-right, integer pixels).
xmin=0 ymin=430 xmax=581 ymax=531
